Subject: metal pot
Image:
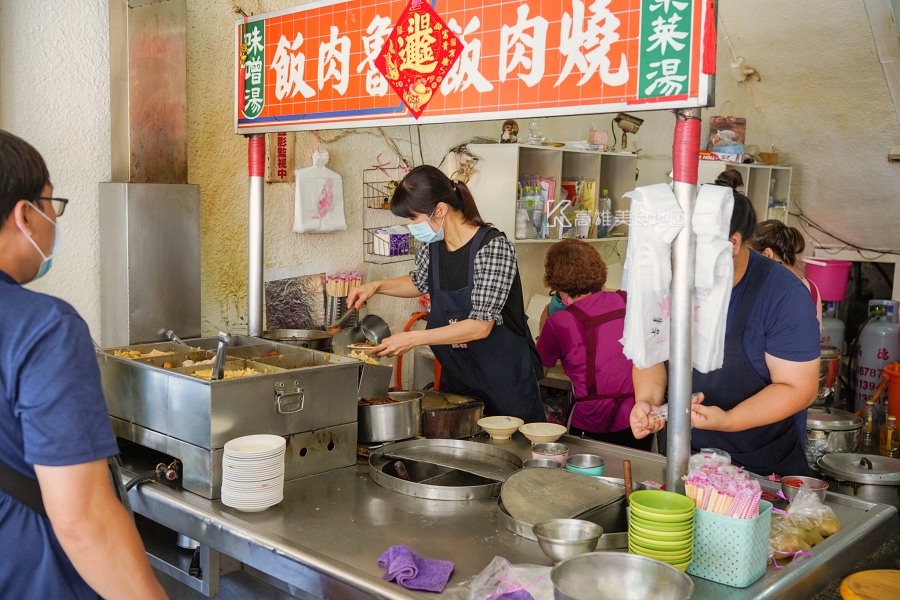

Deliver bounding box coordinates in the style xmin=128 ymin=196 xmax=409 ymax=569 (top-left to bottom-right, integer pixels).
xmin=263 ymin=329 xmax=333 ymax=351
xmin=358 ymin=391 xmax=423 ymax=443
xmin=805 ymin=407 xmax=862 ymax=469
xmin=817 ymin=453 xmax=900 ymax=509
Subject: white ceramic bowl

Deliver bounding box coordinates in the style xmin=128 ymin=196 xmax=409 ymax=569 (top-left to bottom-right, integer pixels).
xmin=224 ymin=434 xmax=286 ymax=457
xmin=519 ymin=422 xmax=567 ymax=444
xmin=478 ymin=416 xmax=525 ymax=439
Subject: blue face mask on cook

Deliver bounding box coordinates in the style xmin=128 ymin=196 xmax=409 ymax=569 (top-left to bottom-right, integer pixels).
xmin=21 ymin=201 xmax=61 ymax=279
xmin=407 ymin=209 xmax=445 ymax=244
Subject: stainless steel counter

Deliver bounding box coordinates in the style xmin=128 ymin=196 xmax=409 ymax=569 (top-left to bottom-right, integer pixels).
xmin=126 ymin=434 xmax=897 ymax=600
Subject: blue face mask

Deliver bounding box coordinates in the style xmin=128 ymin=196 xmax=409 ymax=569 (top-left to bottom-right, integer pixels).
xmin=21 ymin=201 xmax=61 ymax=280
xmin=408 ymin=210 xmax=445 ymax=244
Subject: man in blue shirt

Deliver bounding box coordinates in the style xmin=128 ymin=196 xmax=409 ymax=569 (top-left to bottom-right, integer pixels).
xmin=0 ymin=130 xmax=166 ymax=599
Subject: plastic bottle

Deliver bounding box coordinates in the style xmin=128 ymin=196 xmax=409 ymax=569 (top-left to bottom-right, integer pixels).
xmin=880 ymin=415 xmax=900 ymax=458
xmin=859 ymin=400 xmax=882 ymax=454
xmin=532 ymin=190 xmax=544 ymax=238
xmin=597 ymin=189 xmax=612 ymax=238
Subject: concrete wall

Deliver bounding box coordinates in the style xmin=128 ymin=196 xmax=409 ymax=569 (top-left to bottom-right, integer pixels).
xmin=2 ymin=0 xmax=899 ymax=339
xmin=0 ymin=0 xmax=110 ymax=333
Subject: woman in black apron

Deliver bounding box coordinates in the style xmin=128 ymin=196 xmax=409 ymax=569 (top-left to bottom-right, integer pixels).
xmin=347 ymin=166 xmax=545 ymax=423
xmin=629 ymin=190 xmax=820 ymax=476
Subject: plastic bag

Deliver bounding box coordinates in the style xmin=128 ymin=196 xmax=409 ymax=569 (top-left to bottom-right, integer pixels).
xmin=293 ymin=150 xmax=347 ymax=233
xmin=708 ymin=101 xmax=746 ymax=158
xmin=443 ymin=557 xmax=552 ymax=600
xmin=768 ymin=487 xmax=841 ymax=565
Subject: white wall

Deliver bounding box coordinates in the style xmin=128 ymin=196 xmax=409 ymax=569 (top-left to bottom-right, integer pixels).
xmin=0 ymin=0 xmax=110 ymax=335
xmin=3 ymin=0 xmax=899 ymax=339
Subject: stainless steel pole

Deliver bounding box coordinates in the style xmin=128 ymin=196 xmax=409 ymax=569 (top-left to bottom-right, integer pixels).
xmin=667 ymin=108 xmax=702 ymax=494
xmin=248 ymin=134 xmax=265 ymax=337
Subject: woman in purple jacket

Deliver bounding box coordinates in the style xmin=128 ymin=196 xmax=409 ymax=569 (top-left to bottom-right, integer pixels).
xmin=537 ymin=239 xmax=651 ymax=451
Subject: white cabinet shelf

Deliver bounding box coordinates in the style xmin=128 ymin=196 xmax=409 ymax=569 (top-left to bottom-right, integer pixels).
xmin=464 ymin=144 xmax=638 ymax=243
xmin=697 ymin=161 xmax=793 ymax=224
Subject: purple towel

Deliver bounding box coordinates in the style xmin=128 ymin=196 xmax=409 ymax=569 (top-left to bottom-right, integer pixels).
xmin=378 ymin=545 xmax=454 ymax=593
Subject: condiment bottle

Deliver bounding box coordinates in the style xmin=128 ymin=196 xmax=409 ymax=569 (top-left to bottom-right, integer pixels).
xmin=860 ymin=400 xmax=882 ymax=454
xmin=880 ymin=415 xmax=900 ymax=458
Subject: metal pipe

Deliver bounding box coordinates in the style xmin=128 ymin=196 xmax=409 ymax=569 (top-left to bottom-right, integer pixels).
xmin=248 ymin=134 xmax=265 ymax=337
xmin=667 ymin=108 xmax=702 ymax=494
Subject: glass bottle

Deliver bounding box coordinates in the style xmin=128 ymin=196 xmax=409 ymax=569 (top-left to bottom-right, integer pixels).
xmin=880 ymin=415 xmax=900 ymax=458
xmin=860 ymin=400 xmax=881 ymax=454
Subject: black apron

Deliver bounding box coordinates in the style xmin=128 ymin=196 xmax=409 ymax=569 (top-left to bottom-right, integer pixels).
xmin=565 ymin=291 xmax=633 ymax=432
xmin=427 ymin=227 xmax=545 ymax=423
xmin=691 ymin=256 xmax=809 ymax=477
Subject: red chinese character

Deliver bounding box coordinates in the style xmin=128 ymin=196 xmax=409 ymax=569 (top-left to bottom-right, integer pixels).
xmin=278 ymin=169 xmax=287 ymax=178
xmin=878 ymin=347 xmax=890 ymax=361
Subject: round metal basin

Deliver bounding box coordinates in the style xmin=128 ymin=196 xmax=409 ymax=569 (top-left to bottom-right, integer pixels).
xmin=368 ymin=439 xmax=523 ymax=501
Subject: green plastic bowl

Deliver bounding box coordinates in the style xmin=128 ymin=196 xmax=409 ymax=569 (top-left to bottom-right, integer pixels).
xmin=629 ymin=542 xmax=693 ymax=562
xmin=671 ymin=558 xmax=693 ymax=572
xmin=629 ymin=490 xmax=695 ymax=514
xmin=630 ymin=504 xmax=694 ymax=524
xmin=629 ymin=522 xmax=693 ymax=541
xmin=629 ymin=531 xmax=693 ymax=551
xmin=629 ymin=511 xmax=694 ymax=531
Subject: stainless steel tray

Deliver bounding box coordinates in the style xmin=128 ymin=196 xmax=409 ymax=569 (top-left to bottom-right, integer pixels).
xmin=98 ymin=340 xmax=361 ymax=449
xmin=368 ymin=439 xmax=523 ymax=501
xmin=496 ymin=476 xmax=646 ymax=549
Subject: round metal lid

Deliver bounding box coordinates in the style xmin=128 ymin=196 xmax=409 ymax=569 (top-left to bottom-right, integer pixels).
xmin=806 ymin=407 xmax=862 ymax=431
xmin=817 ymin=453 xmax=900 ymax=485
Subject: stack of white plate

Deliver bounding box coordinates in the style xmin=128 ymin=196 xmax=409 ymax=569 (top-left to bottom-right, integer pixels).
xmin=221 ymin=434 xmax=286 ymax=512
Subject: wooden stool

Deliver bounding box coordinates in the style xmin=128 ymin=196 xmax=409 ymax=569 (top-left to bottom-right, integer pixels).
xmin=841 ymin=570 xmax=900 ymax=600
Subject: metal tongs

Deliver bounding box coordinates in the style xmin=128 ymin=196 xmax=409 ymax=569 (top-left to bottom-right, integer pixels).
xmin=211 ymin=332 xmax=231 ymax=381
xmin=165 ymin=329 xmax=186 ymax=346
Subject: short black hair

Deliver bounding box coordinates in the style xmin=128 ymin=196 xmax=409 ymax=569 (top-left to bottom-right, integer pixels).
xmin=0 ymin=130 xmax=50 ymax=226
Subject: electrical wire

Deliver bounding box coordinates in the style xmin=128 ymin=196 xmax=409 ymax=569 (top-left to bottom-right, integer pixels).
xmin=790 ymin=204 xmax=900 ymax=258
xmin=416 ymin=125 xmax=425 ymax=166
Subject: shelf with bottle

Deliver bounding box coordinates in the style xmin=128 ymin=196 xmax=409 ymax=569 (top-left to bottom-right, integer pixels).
xmin=465 ymin=143 xmax=637 ymax=244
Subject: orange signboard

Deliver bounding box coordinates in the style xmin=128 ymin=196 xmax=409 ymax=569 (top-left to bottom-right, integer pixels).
xmin=236 ymin=0 xmax=713 ymax=132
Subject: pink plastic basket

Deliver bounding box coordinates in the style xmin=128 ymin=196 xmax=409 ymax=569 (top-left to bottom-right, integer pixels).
xmin=805 ymin=259 xmax=851 ymax=302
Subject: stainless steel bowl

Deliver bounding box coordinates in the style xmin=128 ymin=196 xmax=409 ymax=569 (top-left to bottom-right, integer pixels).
xmin=781 ymin=475 xmax=829 ymax=502
xmin=532 ymin=443 xmax=570 ymax=457
xmin=354 ymin=314 xmax=391 ymax=345
xmin=532 ymin=519 xmax=603 ymax=564
xmin=551 ymin=552 xmax=694 ymax=600
xmin=523 ymin=458 xmax=562 ymax=469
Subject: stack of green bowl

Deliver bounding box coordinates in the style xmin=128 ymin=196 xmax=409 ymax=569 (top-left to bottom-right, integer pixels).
xmin=628 ymin=490 xmax=695 ymax=572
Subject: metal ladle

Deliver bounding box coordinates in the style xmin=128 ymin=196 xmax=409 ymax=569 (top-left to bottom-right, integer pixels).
xmin=350 ymin=308 xmax=392 ymax=345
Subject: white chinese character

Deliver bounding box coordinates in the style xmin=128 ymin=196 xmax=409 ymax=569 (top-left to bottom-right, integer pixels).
xmin=244 ymin=28 xmax=264 ymax=55
xmin=357 ymin=15 xmax=392 ymax=97
xmin=499 ymin=4 xmax=549 ymax=87
xmin=245 ymin=58 xmax=262 ymax=85
xmin=614 ymin=209 xmax=631 ymax=226
xmin=644 ymin=58 xmax=686 ymax=96
xmin=319 ymin=26 xmax=351 ymax=95
xmin=441 ymin=16 xmax=494 ymax=95
xmin=650 ymin=0 xmax=689 ymax=14
xmin=557 ymin=0 xmax=629 ymax=87
xmin=647 ymin=13 xmax=688 ymax=55
xmin=244 ymin=87 xmax=263 ymax=113
xmin=271 ymin=33 xmax=315 ymax=100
